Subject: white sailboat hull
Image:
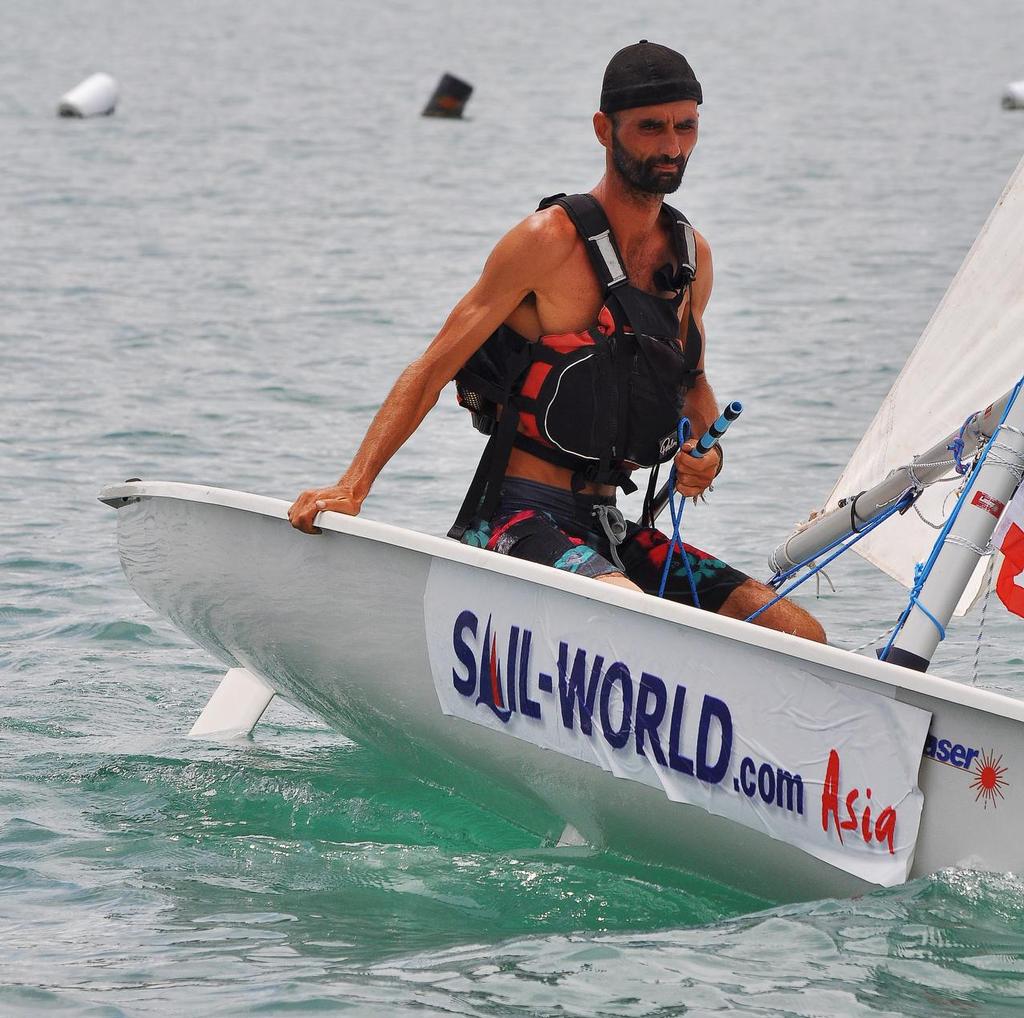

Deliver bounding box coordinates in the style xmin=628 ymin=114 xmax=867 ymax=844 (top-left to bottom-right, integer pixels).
xmin=101 ymin=481 xmax=1024 ymax=902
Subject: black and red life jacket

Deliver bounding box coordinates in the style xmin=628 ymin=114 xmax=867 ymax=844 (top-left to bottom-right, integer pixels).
xmin=449 ymin=192 xmax=703 ymax=539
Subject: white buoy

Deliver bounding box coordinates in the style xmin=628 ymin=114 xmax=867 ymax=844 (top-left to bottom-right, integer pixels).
xmin=1002 ymin=80 xmax=1024 ymax=110
xmin=58 ymin=72 xmax=119 ymax=118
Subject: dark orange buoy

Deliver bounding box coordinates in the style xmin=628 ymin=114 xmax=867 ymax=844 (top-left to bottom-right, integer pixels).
xmin=422 ymin=73 xmax=473 ymax=118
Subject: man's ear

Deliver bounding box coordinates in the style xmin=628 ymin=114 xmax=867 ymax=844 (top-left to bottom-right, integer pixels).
xmin=593 ymin=110 xmax=613 ymax=150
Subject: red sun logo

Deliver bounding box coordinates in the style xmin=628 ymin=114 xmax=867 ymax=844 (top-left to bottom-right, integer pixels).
xmin=970 ymin=750 xmax=1009 ymax=809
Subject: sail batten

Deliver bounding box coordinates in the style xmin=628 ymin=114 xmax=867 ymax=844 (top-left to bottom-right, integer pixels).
xmin=823 ymin=155 xmax=1024 ymax=614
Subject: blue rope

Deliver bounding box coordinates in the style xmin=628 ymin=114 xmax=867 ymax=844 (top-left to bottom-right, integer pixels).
xmin=879 ymin=374 xmax=1024 ymax=661
xmin=746 ymin=490 xmax=915 ymax=624
xmin=947 ymin=412 xmax=975 ymax=476
xmin=902 ymin=562 xmax=947 ymax=641
xmin=657 ymin=418 xmax=700 ymax=607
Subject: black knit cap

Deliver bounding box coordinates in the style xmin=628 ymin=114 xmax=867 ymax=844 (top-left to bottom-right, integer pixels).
xmin=600 ymin=40 xmax=702 ymax=113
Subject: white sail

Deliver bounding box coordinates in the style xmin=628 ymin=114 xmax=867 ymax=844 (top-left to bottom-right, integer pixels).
xmin=824 ymin=154 xmax=1024 ymax=614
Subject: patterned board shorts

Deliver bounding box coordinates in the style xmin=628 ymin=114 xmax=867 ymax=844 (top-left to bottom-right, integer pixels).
xmin=460 ymin=480 xmax=752 ymax=614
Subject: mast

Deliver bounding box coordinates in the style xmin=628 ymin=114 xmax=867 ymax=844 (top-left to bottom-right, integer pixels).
xmin=883 ymin=388 xmax=1024 ymax=671
xmin=774 ymin=385 xmax=1024 ymax=671
xmin=769 ymin=381 xmax=1024 ymax=671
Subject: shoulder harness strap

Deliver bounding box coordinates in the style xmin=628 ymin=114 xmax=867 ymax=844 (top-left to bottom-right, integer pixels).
xmin=661 ymin=203 xmax=702 ymax=375
xmin=664 ymin=202 xmax=697 ymax=285
xmin=653 ymin=202 xmax=697 ymax=297
xmin=537 ymin=193 xmax=628 ymax=293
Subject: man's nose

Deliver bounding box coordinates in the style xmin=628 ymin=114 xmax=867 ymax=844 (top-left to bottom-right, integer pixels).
xmin=662 ymin=134 xmax=683 ymax=158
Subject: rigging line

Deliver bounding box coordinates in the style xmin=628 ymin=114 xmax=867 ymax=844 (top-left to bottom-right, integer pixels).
xmin=907 ymin=456 xmax=958 ymax=489
xmin=972 ymin=555 xmax=997 ymax=686
xmin=910 ymin=457 xmax=957 ymax=470
xmin=944 ymin=534 xmax=992 ymax=557
xmin=912 ymin=502 xmax=947 ymax=530
xmin=912 ymin=475 xmax=971 ymax=529
xmin=657 ymin=418 xmax=700 ymax=606
xmin=880 ymin=373 xmax=1024 ymax=660
xmin=915 ymin=462 xmax=983 ymax=530
xmin=848 ymin=624 xmax=897 ymax=654
xmin=909 ymin=470 xmax=966 ymax=528
xmin=940 ymin=447 xmax=985 ymax=517
xmin=982 ymin=440 xmax=1024 ymax=483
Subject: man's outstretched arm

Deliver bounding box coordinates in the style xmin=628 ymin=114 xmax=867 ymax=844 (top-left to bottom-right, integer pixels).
xmin=288 ymin=211 xmax=574 ymax=533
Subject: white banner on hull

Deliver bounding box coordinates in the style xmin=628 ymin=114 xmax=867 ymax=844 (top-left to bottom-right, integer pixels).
xmin=424 ymin=561 xmax=931 ymax=886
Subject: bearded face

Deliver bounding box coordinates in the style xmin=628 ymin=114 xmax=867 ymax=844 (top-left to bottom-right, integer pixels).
xmin=610 ymin=120 xmax=687 ymax=195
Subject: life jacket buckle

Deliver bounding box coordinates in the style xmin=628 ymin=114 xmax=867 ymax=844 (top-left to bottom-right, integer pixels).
xmin=588 ymin=230 xmax=628 ymax=288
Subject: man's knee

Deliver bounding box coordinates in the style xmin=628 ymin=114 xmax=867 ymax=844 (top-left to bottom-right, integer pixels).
xmin=776 ymin=601 xmax=827 ymax=644
xmin=595 ymin=571 xmax=644 ymax=593
xmin=720 ymin=580 xmax=827 ymax=644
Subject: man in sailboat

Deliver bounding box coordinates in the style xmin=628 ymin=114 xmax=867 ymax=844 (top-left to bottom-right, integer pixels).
xmin=289 ymin=41 xmax=826 ymax=643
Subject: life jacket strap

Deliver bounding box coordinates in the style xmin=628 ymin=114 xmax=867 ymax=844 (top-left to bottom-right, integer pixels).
xmin=680 ymin=299 xmax=703 ymax=380
xmin=641 ymin=460 xmax=663 ymax=528
xmin=541 ymin=192 xmax=697 ymax=299
xmin=511 ymin=434 xmax=638 ymax=494
xmin=663 ymin=202 xmax=697 ymax=290
xmin=448 ymin=340 xmax=532 ymax=539
xmin=512 ymin=433 xmax=590 ymax=471
xmin=538 ymin=193 xmax=629 ymax=293
xmin=448 ymin=399 xmax=523 ymax=540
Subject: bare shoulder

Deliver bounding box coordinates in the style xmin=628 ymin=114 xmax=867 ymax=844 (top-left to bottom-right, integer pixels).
xmin=478 ymin=204 xmax=579 ymax=294
xmin=504 ymin=204 xmax=578 ymax=265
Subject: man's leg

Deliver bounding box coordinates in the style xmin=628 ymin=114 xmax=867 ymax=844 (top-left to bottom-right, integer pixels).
xmin=595 ymin=572 xmax=644 ymax=591
xmin=617 ymin=526 xmax=826 ymax=643
xmin=718 ymin=579 xmax=826 ymax=643
xmin=463 ymin=508 xmax=625 ymax=580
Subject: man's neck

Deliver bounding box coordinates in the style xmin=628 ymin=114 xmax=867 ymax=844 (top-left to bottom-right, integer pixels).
xmin=591 ymin=175 xmax=664 ymax=252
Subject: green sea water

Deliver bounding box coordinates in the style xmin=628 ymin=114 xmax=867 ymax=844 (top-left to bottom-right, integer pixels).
xmin=4 ymin=0 xmax=1024 ymax=1013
